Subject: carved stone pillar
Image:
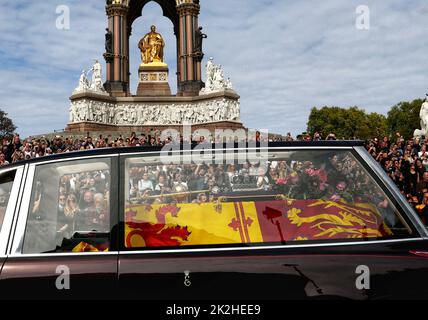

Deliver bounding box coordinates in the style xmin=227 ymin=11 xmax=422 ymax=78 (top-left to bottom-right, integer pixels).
xmin=176 ymin=0 xmax=203 ymax=97
xmin=104 ymin=2 xmax=130 ymax=97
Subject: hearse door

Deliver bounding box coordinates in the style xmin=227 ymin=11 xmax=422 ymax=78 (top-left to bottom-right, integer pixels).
xmin=117 ymin=152 xmax=311 ymax=300
xmin=117 ymin=152 xmax=319 ymax=300
xmin=0 ymin=157 xmax=119 ymax=299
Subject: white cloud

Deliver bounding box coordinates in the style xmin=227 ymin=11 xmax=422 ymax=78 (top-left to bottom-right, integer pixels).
xmin=1 ymin=0 xmax=428 ymax=137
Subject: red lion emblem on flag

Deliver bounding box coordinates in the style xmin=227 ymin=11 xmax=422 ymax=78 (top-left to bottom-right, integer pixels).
xmin=125 ymin=205 xmax=191 ymax=247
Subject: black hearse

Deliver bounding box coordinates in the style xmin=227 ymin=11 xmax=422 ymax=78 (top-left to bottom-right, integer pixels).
xmin=0 ymin=141 xmax=427 ymax=299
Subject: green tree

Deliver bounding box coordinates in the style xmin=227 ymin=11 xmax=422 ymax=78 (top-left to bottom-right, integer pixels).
xmin=307 ymin=106 xmax=387 ymax=140
xmin=0 ymin=109 xmax=17 ymax=139
xmin=386 ymin=98 xmax=423 ymax=140
xmin=366 ymin=112 xmax=388 ymax=138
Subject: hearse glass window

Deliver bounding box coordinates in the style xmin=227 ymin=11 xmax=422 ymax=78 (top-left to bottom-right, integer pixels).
xmin=124 ymin=150 xmax=413 ymax=250
xmin=22 ymin=158 xmax=111 ymax=254
xmin=0 ymin=170 xmax=16 ymax=234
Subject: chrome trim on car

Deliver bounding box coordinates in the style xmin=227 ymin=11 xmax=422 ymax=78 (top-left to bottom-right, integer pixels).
xmin=9 ymin=156 xmax=116 ymax=256
xmin=29 ymin=153 xmax=119 ymax=166
xmin=6 ymin=164 xmax=29 ymax=255
xmin=6 ymin=238 xmax=424 ymax=258
xmin=9 ymin=164 xmax=35 ymax=255
xmin=0 ymin=166 xmax=24 ymax=256
xmin=121 ymin=146 xmax=354 ymax=157
xmin=119 ymin=238 xmax=424 ymax=256
xmin=0 ymin=166 xmax=22 ymax=176
xmin=354 ymin=146 xmax=428 ymax=238
xmin=7 ymin=251 xmax=119 ymax=259
xmin=119 ymin=146 xmax=425 ymax=254
xmin=6 ymin=146 xmax=423 ymax=258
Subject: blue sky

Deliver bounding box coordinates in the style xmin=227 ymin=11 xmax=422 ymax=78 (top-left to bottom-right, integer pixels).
xmin=1 ymin=0 xmax=428 ymax=137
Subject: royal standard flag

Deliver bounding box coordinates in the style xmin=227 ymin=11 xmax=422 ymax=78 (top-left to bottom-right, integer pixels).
xmin=125 ymin=199 xmax=393 ymax=248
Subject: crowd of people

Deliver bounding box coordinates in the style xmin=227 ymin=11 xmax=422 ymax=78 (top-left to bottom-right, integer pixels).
xmin=1 ymin=130 xmax=428 ymax=225
xmin=0 ymin=131 xmax=297 ymax=167
xmin=126 ymin=152 xmax=379 ymax=203
xmin=0 ymin=132 xmax=167 ymax=165
xmin=127 ymin=161 xmax=278 ymax=205
xmin=23 ymin=166 xmax=111 ymax=254
xmin=0 ymin=131 xmax=277 ymax=166
xmin=365 ymin=134 xmax=428 ymax=224
xmin=55 ymin=169 xmax=111 ymax=236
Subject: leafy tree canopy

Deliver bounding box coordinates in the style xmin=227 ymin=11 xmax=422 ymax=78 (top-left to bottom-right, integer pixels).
xmin=386 ymin=98 xmax=423 ymax=140
xmin=307 ymin=106 xmax=388 ymax=140
xmin=0 ymin=109 xmax=16 ymax=139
